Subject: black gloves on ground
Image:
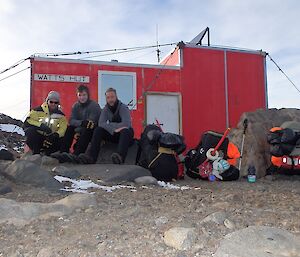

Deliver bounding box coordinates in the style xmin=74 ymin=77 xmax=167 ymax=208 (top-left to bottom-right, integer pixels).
xmin=43 ymin=133 xmax=59 ymax=149
xmin=39 ymin=123 xmax=52 ymax=134
xmin=43 ymin=140 xmax=52 ymax=149
xmin=81 ymin=120 xmax=95 ymax=129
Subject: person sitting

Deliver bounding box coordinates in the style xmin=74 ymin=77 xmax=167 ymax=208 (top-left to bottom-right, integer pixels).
xmin=55 ymin=85 xmax=101 ymax=161
xmin=79 ymin=87 xmax=134 ymax=164
xmin=23 ymin=91 xmax=67 ymax=155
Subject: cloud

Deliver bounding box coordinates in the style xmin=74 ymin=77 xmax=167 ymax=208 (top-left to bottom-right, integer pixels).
xmin=0 ymin=0 xmax=299 ymax=119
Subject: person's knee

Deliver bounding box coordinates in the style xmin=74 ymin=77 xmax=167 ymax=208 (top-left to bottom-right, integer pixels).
xmin=25 ymin=126 xmax=38 ymax=137
xmin=119 ymin=128 xmax=130 ymax=136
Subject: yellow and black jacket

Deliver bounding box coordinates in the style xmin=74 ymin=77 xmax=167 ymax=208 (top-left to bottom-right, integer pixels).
xmin=24 ymin=102 xmax=67 ymax=137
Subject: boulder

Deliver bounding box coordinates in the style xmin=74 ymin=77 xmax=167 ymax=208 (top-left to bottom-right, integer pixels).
xmin=0 ymin=193 xmax=97 ymax=226
xmin=21 ymin=154 xmax=43 ymax=165
xmin=41 ymin=156 xmax=60 ymax=166
xmin=52 ymin=166 xmax=81 ymax=179
xmin=164 ymin=227 xmax=196 ymax=250
xmin=134 ymin=176 xmax=158 ymax=185
xmin=229 ymin=108 xmax=300 ymax=177
xmin=201 ymin=211 xmax=228 ymax=225
xmin=214 ymin=226 xmax=300 ymax=257
xmin=3 ymin=159 xmax=61 ymax=190
xmin=95 ymin=141 xmax=138 ymax=165
xmin=0 ymin=184 xmax=12 ymax=195
xmin=76 ymin=164 xmax=152 ymax=183
xmin=0 ymin=149 xmax=14 ymax=161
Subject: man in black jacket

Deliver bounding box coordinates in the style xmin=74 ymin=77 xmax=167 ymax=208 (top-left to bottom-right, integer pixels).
xmin=79 ymin=87 xmax=134 ymax=164
xmin=58 ymin=85 xmax=101 ymax=157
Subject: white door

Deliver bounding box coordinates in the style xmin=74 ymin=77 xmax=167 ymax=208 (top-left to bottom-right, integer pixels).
xmin=146 ymin=93 xmax=181 ymax=134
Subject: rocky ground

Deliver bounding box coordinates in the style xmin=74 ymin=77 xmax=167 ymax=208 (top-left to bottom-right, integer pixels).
xmin=0 ymin=170 xmax=299 ymax=257
xmin=0 ymin=112 xmax=300 ymax=257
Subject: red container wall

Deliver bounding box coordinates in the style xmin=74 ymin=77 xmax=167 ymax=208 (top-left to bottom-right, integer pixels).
xmin=180 ymin=47 xmax=227 ymax=147
xmin=31 ymin=46 xmax=266 ymax=149
xmin=226 ymin=51 xmax=266 ymax=126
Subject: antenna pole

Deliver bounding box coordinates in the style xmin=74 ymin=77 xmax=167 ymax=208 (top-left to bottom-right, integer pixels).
xmin=156 ymin=24 xmax=161 ymax=63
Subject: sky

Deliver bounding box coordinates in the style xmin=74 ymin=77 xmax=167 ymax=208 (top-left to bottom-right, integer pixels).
xmin=0 ymin=0 xmax=300 ymax=120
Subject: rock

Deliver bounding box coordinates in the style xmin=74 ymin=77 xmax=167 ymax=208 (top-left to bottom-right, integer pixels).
xmin=3 ymin=159 xmax=62 ymax=190
xmin=0 ymin=149 xmax=14 ymax=160
xmin=96 ymin=141 xmax=138 ymax=165
xmin=223 ymin=219 xmax=235 ymax=229
xmin=21 ymin=154 xmax=42 ymax=165
xmin=155 ymin=216 xmax=169 ymax=226
xmin=41 ymin=156 xmax=60 ymax=166
xmin=201 ymin=211 xmax=228 ymax=225
xmin=264 ymin=175 xmax=275 ymax=181
xmin=214 ymin=226 xmax=300 ymax=257
xmin=134 ymin=176 xmax=158 ymax=185
xmin=96 ymin=164 xmax=151 ymax=183
xmin=37 ymin=247 xmax=59 ymax=257
xmin=229 ymin=108 xmax=300 ymax=178
xmin=0 ymin=184 xmax=12 ymax=195
xmin=164 ymin=227 xmax=196 ymax=250
xmin=0 ymin=193 xmax=97 ymax=226
xmin=52 ymin=166 xmax=81 ymax=179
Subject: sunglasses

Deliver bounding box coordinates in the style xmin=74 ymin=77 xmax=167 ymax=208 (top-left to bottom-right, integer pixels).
xmin=49 ymin=101 xmax=59 ymax=104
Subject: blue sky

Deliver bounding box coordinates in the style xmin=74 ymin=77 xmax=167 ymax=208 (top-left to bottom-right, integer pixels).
xmin=0 ymin=0 xmax=300 ymax=119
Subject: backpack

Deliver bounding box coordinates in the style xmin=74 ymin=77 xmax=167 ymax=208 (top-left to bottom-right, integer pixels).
xmin=185 ymin=131 xmax=229 ymax=179
xmin=136 ymin=125 xmax=186 ymax=181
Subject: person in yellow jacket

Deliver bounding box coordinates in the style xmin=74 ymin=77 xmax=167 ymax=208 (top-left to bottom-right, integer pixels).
xmin=24 ymin=91 xmax=67 ymax=155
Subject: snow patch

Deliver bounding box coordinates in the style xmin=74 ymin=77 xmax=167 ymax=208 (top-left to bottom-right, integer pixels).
xmin=54 ymin=176 xmax=193 ymax=194
xmin=157 ymin=181 xmax=191 ymax=190
xmin=0 ymin=124 xmax=25 ymax=136
xmin=54 ymin=176 xmax=136 ymax=193
xmin=0 ymin=144 xmax=8 ymax=150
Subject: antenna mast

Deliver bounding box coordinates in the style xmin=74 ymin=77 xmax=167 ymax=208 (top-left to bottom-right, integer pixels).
xmin=156 ymin=24 xmax=161 ymax=63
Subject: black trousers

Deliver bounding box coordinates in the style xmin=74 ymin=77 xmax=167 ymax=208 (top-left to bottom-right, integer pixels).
xmin=25 ymin=126 xmax=61 ymax=155
xmin=60 ymin=125 xmax=94 ymax=155
xmin=90 ymin=127 xmax=134 ymax=162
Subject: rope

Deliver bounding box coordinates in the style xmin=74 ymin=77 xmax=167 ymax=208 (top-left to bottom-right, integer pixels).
xmin=0 ymin=66 xmax=30 ymax=83
xmin=267 ymin=53 xmax=300 ymax=94
xmin=129 ymin=47 xmax=178 ymax=111
xmin=0 ymin=57 xmax=30 ymax=75
xmin=34 ymin=42 xmax=177 ymax=57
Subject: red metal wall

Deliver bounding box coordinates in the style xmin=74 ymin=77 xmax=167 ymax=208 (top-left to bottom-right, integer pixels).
xmin=226 ymin=51 xmax=266 ymax=126
xmin=180 ymin=47 xmax=227 ymax=147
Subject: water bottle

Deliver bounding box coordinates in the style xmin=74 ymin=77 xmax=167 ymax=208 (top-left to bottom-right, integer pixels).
xmin=247 ymin=165 xmax=256 ymax=183
xmin=208 ymin=174 xmax=216 ymax=182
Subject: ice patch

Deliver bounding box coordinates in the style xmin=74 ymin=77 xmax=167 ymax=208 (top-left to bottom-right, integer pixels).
xmin=54 ymin=175 xmax=136 ymax=193
xmin=0 ymin=124 xmax=25 ymax=136
xmin=54 ymin=176 xmax=193 ymax=194
xmin=0 ymin=144 xmax=8 ymax=150
xmin=157 ymin=181 xmax=191 ymax=190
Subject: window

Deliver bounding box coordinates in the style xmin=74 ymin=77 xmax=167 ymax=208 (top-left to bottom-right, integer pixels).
xmin=98 ymin=71 xmax=137 ymax=109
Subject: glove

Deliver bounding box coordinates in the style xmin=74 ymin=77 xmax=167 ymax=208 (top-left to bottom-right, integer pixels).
xmin=81 ymin=120 xmax=89 ymax=128
xmin=81 ymin=120 xmax=95 ymax=129
xmin=43 ymin=139 xmax=52 ymax=149
xmin=39 ymin=123 xmax=52 ymax=134
xmin=47 ymin=132 xmax=59 ymax=142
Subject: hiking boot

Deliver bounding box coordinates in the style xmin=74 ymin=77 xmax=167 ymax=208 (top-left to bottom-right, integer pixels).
xmin=68 ymin=153 xmax=80 ymax=164
xmin=50 ymin=152 xmax=68 ymax=163
xmin=78 ymin=153 xmax=95 ymax=164
xmin=111 ymin=152 xmax=123 ymax=164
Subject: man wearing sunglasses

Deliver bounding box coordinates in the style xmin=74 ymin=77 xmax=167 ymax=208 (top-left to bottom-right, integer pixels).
xmin=23 ymin=91 xmax=67 ymax=155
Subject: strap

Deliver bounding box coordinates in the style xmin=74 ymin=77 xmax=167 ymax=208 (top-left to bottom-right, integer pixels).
xmin=158 ymin=146 xmax=175 ymax=155
xmin=148 ymin=153 xmax=162 ymax=168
